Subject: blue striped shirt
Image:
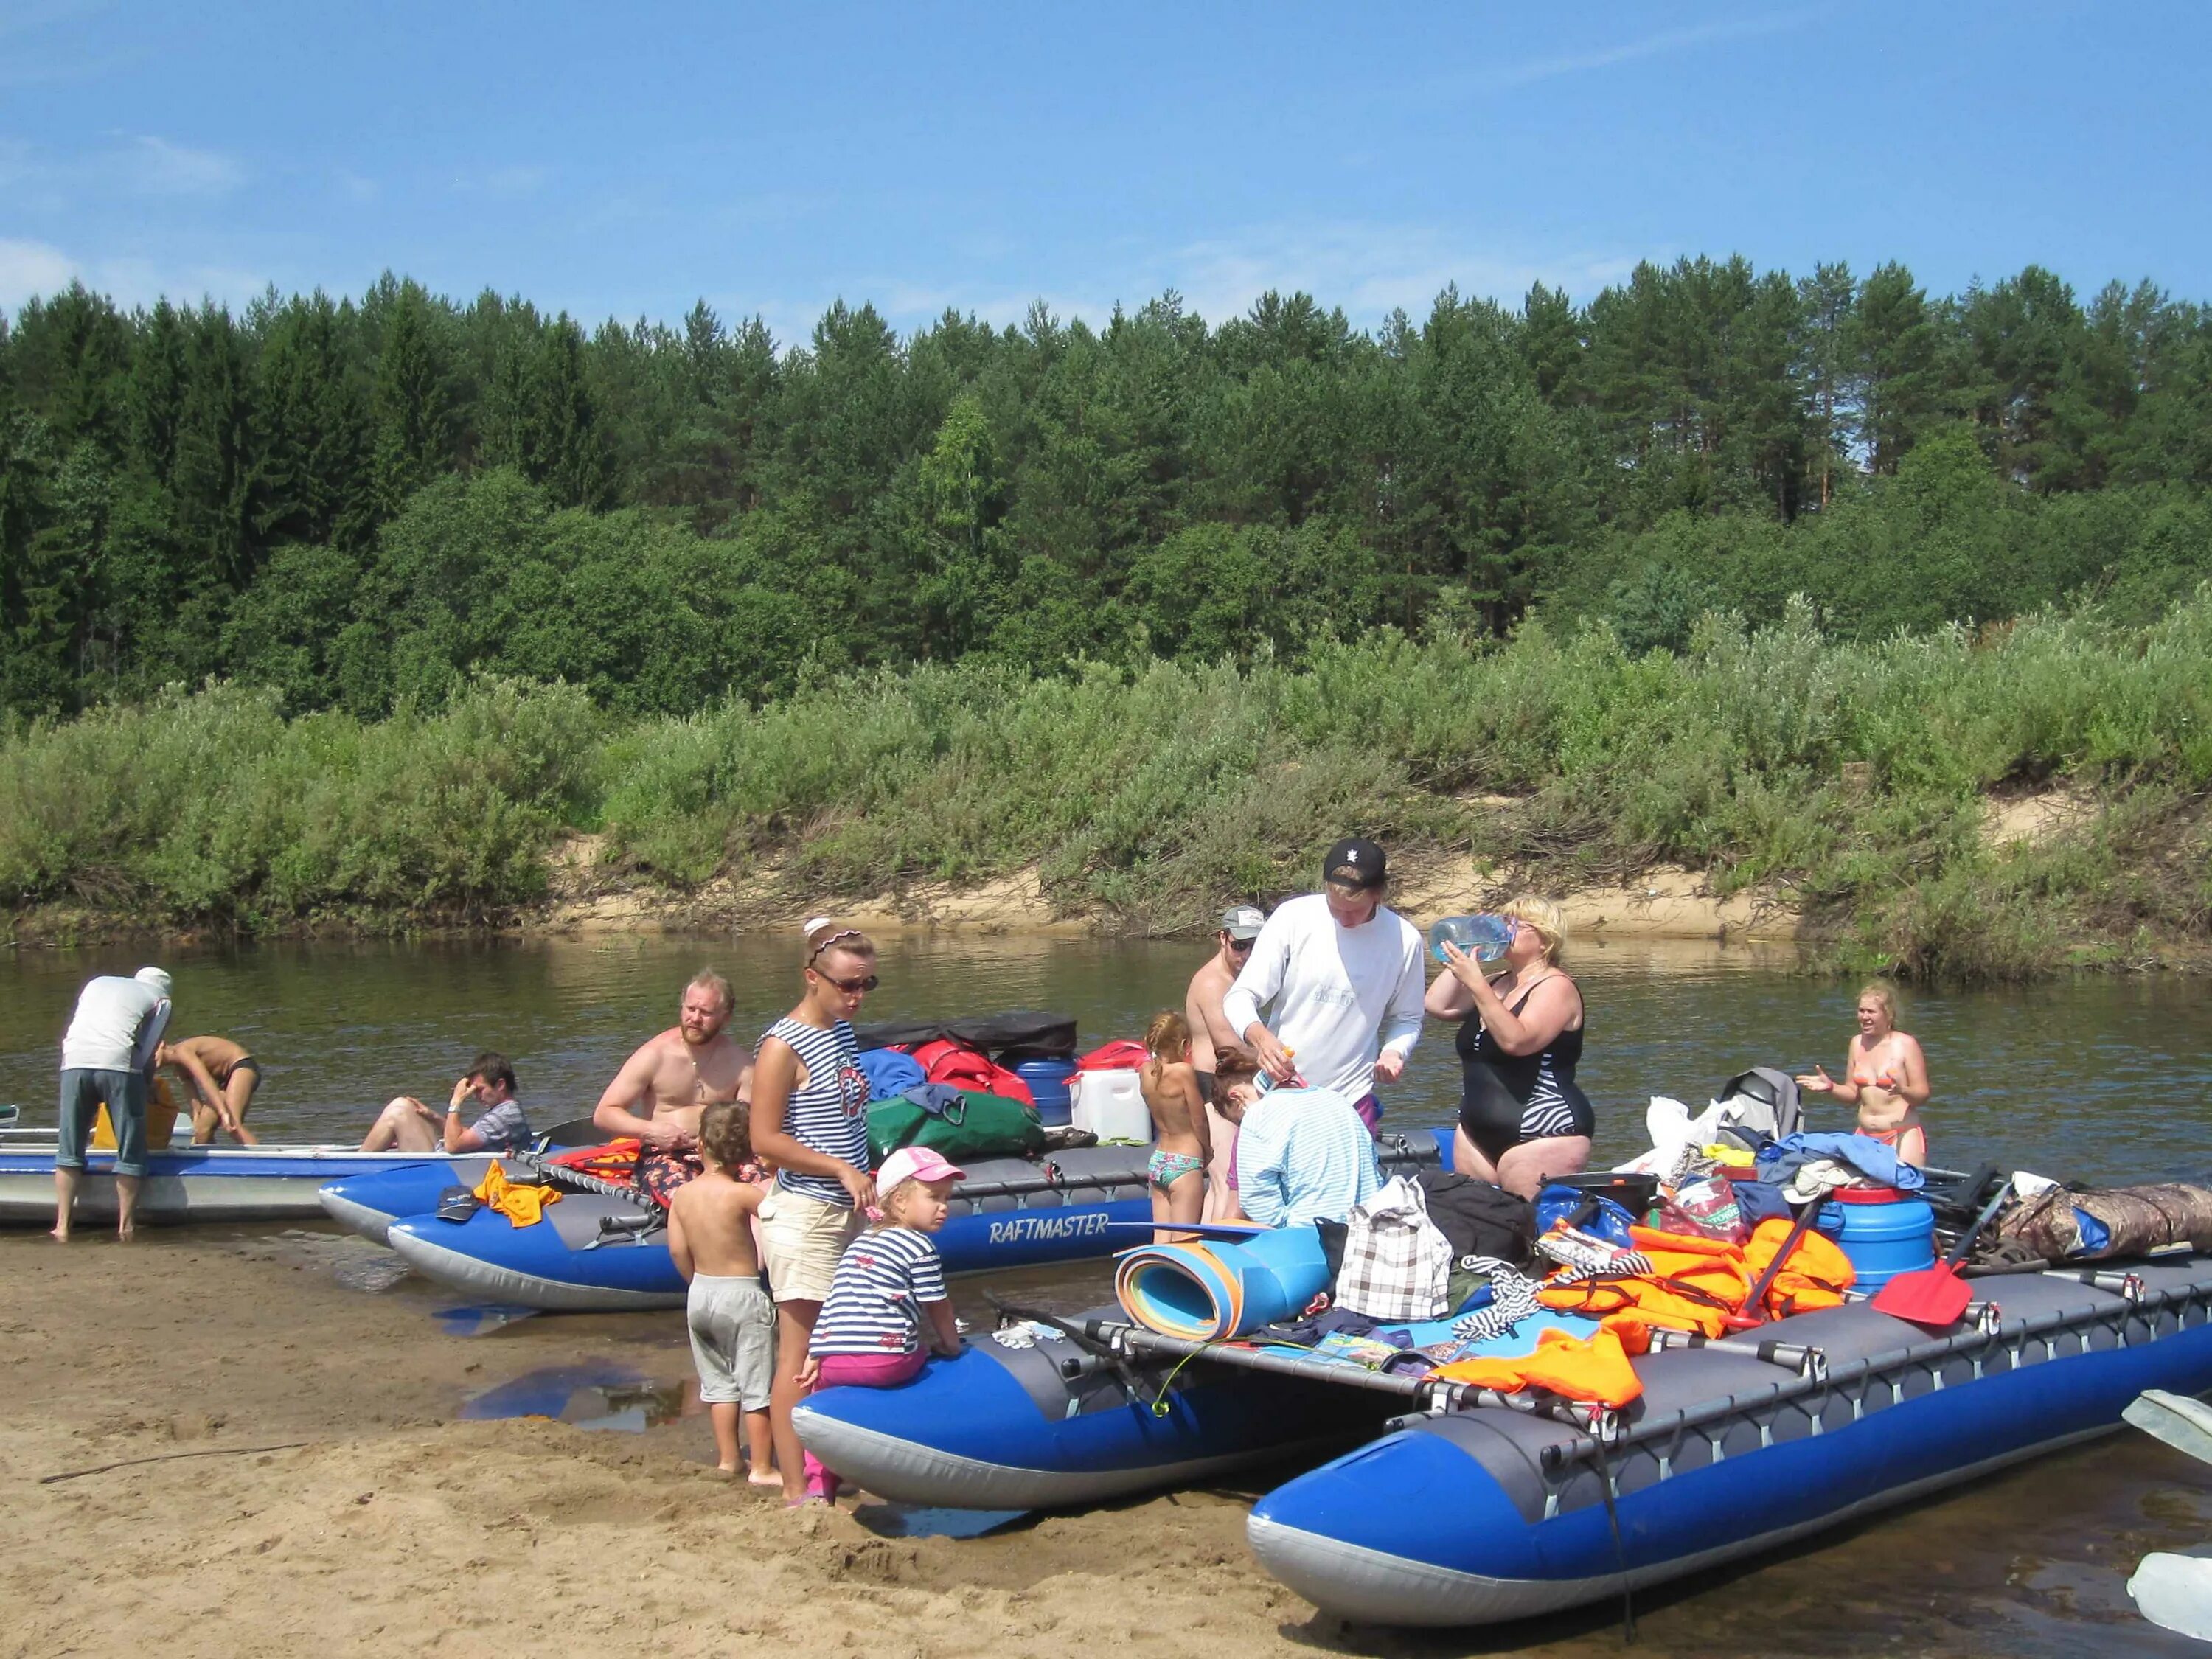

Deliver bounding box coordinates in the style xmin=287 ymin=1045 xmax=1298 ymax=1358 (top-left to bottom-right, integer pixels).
xmin=811 ymin=1226 xmax=948 ymax=1357
xmin=762 ymin=1016 xmax=870 ymax=1206
xmin=1232 ymin=1085 xmax=1382 ymax=1228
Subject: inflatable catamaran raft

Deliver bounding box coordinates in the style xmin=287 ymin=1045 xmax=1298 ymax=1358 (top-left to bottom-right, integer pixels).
xmin=799 ymin=1151 xmax=2212 ymax=1629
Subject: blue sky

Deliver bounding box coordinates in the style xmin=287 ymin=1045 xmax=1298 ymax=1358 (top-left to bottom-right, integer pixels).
xmin=4 ymin=1 xmax=2207 ymax=344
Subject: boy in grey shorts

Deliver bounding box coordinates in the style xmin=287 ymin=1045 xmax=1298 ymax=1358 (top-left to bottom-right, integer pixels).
xmin=667 ymin=1102 xmax=777 ymax=1484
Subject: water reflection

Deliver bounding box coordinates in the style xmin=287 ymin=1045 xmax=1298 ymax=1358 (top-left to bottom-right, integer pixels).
xmin=459 ymin=1361 xmax=691 ymax=1431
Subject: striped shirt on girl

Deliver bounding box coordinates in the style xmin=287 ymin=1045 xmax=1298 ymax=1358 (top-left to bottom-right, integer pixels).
xmin=810 ymin=1226 xmax=949 ymax=1357
xmin=762 ymin=1015 xmax=870 ymax=1206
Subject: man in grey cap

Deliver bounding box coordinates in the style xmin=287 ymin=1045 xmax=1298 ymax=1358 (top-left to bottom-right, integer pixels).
xmin=52 ymin=966 xmax=174 ymax=1241
xmin=1187 ymin=905 xmax=1265 ymax=1220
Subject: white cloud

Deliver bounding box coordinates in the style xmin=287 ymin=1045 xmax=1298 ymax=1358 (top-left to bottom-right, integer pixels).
xmin=122 ymin=134 xmax=244 ymax=196
xmin=0 ymin=133 xmax=245 ymax=203
xmin=1468 ymin=9 xmax=1824 ymax=94
xmin=1159 ymin=223 xmax=1639 ymax=325
xmin=806 ymin=222 xmax=1643 ymax=341
xmin=0 ymin=238 xmax=271 ymax=314
xmin=0 ymin=237 xmax=76 ymax=309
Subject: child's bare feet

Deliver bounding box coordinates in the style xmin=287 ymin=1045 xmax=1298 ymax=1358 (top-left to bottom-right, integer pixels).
xmin=49 ymin=1225 xmax=69 ymax=1243
xmin=746 ymin=1469 xmax=783 ymax=1490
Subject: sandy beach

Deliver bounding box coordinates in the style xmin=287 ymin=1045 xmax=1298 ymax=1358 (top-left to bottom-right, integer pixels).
xmin=3 ymin=1222 xmax=2204 ymax=1659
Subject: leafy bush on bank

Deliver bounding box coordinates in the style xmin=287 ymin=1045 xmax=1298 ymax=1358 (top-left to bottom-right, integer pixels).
xmin=4 ymin=591 xmax=2209 ymax=979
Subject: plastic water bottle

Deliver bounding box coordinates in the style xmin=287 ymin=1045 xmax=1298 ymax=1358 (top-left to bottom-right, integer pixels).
xmin=1429 ymin=914 xmax=1514 ymax=967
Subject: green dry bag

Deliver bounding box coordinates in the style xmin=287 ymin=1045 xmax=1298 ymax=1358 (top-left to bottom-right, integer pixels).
xmin=866 ymin=1085 xmax=1047 ymax=1164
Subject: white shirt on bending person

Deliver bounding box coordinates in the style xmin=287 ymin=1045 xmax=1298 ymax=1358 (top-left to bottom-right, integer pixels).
xmin=1221 ymin=893 xmax=1425 ymax=1105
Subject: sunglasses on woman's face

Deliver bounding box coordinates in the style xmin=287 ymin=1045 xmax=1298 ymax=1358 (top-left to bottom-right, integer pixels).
xmin=814 ymin=970 xmax=879 ymax=994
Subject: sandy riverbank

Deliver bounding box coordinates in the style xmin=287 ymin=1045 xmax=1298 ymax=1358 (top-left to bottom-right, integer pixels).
xmin=532 ymin=844 xmax=1803 ymax=945
xmin=1 ymin=1225 xmax=2200 ymax=1658
xmin=4 ymin=857 xmax=1800 ymax=953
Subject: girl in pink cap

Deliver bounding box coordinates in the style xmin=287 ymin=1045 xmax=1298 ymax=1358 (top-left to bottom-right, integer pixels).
xmin=796 ymin=1144 xmax=965 ymax=1503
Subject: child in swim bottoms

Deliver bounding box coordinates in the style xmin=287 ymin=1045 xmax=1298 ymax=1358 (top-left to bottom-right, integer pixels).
xmin=667 ymin=1102 xmax=776 ymax=1486
xmin=798 ymin=1145 xmax=964 ymax=1505
xmin=1139 ymin=1010 xmax=1210 ymax=1240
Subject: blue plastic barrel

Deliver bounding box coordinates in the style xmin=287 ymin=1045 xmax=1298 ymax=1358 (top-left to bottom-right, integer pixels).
xmin=1014 ymin=1058 xmax=1077 ymax=1127
xmin=1815 ymin=1189 xmax=1935 ymax=1291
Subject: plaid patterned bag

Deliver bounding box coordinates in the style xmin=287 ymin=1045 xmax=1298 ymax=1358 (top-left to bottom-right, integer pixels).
xmin=1335 ymin=1175 xmax=1455 ymax=1321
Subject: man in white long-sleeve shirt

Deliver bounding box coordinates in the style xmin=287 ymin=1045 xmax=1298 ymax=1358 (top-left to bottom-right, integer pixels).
xmin=1221 ymin=837 xmax=1425 ymax=1133
xmin=53 ymin=966 xmax=174 ymax=1241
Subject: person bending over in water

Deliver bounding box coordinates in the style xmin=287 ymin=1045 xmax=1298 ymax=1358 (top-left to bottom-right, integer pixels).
xmin=1797 ymin=980 xmax=1930 ymax=1166
xmin=1426 ymin=894 xmax=1593 ymax=1199
xmin=593 ymin=970 xmax=754 ymax=1202
xmin=155 ymin=1035 xmax=261 ymax=1146
xmin=667 ymin=1100 xmax=777 ymax=1488
xmin=359 ymin=1052 xmax=534 ymax=1153
xmin=1139 ymin=1011 xmax=1209 ymax=1240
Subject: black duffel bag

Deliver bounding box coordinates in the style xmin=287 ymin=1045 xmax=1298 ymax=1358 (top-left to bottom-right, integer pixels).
xmin=1416 ymin=1170 xmax=1536 ymax=1267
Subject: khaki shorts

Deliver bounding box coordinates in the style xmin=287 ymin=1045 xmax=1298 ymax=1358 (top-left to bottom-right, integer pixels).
xmin=757 ymin=1188 xmax=864 ymax=1304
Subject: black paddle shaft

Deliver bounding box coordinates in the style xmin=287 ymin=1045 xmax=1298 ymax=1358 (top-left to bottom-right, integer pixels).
xmin=1938 ymin=1178 xmax=2017 ymax=1269
xmin=1742 ymin=1200 xmax=1824 ymax=1317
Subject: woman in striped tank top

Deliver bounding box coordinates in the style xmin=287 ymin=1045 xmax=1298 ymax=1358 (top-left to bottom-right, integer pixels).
xmin=751 ymin=916 xmax=879 ymax=1504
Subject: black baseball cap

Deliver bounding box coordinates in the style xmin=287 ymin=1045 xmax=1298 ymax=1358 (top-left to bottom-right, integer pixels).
xmin=1321 ymin=837 xmax=1388 ymax=890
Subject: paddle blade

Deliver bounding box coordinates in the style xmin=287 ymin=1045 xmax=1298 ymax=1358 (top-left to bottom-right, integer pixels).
xmin=1870 ymin=1262 xmax=1973 ymax=1327
xmin=2130 ymin=1553 xmax=2212 ymax=1641
xmin=2126 ymin=1389 xmax=2212 ymax=1469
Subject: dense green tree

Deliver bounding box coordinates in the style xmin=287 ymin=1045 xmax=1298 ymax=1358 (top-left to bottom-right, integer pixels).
xmin=1854 ymin=262 xmax=1944 ymax=475
xmin=369 ymin=281 xmax=459 ymax=518
xmin=253 ymin=291 xmax=372 ymax=552
xmin=1 ymin=254 xmax=2211 ymax=719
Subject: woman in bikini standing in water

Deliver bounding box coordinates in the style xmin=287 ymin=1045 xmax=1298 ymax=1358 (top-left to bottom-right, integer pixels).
xmin=1797 ymin=980 xmax=1930 ymax=1166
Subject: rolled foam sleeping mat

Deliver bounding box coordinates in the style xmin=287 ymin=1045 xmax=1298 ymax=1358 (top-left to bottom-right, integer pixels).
xmin=1115 ymin=1225 xmax=1331 ymax=1340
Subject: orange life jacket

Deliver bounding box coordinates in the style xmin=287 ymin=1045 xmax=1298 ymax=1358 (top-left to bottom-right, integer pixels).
xmin=1536 ymin=1224 xmax=1752 ymax=1339
xmin=1742 ymin=1215 xmax=1857 ymax=1318
xmin=1431 ymin=1326 xmax=1644 ymax=1409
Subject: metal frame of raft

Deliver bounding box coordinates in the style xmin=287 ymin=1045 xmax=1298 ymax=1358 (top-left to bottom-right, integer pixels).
xmin=1247 ymin=1255 xmax=2212 ymax=1627
xmin=1531 ymin=1268 xmax=2163 ymax=1492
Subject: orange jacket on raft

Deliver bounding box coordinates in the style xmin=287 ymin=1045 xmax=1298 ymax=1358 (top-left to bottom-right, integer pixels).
xmin=1537 ymin=1225 xmax=1752 ymax=1338
xmin=1431 ymin=1326 xmax=1644 ymax=1409
xmin=1534 ymin=1219 xmax=1856 ymax=1339
xmin=1741 ymin=1214 xmax=1855 ymax=1318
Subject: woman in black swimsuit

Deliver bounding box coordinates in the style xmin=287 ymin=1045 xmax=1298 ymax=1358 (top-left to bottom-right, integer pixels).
xmin=1423 ymin=894 xmax=1593 ymax=1197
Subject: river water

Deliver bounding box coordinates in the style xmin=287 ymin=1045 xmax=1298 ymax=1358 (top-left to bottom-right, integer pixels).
xmin=4 ymin=931 xmax=2212 ymax=1653
xmin=6 ymin=931 xmax=2210 ymax=1186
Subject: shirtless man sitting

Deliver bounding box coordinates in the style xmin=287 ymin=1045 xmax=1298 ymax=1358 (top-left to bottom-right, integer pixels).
xmin=1187 ymin=905 xmax=1263 ymax=1222
xmin=156 ymin=1035 xmax=262 ymax=1146
xmin=593 ymin=969 xmax=754 ymax=1203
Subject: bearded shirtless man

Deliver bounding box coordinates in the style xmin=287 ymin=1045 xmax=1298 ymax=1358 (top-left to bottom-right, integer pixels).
xmin=593 ymin=970 xmax=755 ymax=1201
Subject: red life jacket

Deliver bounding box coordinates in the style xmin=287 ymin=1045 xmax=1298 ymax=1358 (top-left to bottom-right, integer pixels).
xmin=1077 ymin=1039 xmax=1149 ymax=1071
xmin=911 ymin=1039 xmax=1035 ymax=1106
